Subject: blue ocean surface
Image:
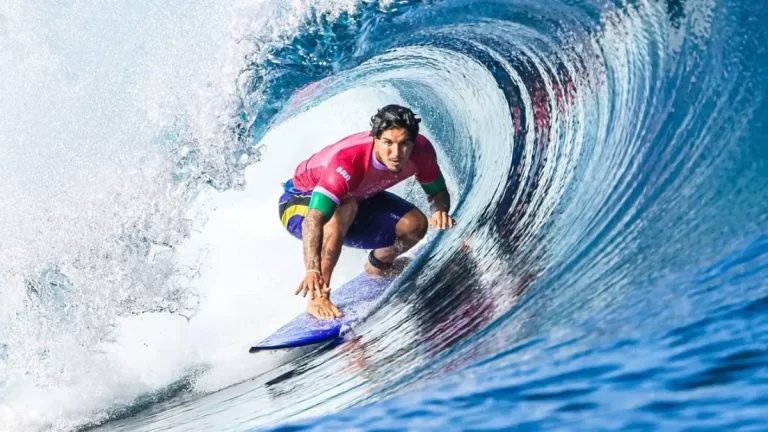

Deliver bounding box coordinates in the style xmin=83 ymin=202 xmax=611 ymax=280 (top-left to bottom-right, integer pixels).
xmin=1 ymin=0 xmax=767 ymax=431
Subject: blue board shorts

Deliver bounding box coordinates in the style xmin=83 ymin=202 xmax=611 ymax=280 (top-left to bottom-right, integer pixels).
xmin=278 ymin=180 xmax=416 ymax=250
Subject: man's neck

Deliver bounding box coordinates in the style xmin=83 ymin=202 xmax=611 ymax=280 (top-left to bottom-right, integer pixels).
xmin=371 ymin=147 xmax=387 ymax=171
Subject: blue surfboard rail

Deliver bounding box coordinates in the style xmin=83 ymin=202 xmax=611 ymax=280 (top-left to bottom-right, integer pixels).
xmin=249 ymin=273 xmax=395 ymax=353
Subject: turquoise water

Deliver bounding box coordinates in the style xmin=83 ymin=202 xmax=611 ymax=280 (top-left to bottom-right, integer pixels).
xmin=1 ymin=0 xmax=767 ymax=430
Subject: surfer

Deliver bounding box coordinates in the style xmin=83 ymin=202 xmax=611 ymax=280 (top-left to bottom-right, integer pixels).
xmin=278 ymin=104 xmax=456 ymax=319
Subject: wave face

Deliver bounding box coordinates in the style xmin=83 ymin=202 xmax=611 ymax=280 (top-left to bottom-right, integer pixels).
xmin=2 ymin=0 xmax=768 ymax=430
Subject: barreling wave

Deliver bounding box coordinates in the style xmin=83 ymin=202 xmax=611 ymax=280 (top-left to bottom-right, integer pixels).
xmin=2 ymin=0 xmax=767 ymax=430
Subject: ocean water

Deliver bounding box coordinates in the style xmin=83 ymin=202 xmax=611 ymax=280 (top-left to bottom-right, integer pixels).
xmin=1 ymin=0 xmax=767 ymax=431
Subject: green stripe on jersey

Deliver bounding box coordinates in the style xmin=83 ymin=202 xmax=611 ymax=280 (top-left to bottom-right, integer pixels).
xmin=309 ymin=191 xmax=337 ymax=219
xmin=421 ymin=173 xmax=447 ymax=196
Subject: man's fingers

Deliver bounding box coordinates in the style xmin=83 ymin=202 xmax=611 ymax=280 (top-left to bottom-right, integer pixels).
xmin=297 ymin=274 xmax=336 ymax=299
xmin=444 ymin=215 xmax=455 ymax=229
xmin=429 ymin=212 xmax=456 ymax=230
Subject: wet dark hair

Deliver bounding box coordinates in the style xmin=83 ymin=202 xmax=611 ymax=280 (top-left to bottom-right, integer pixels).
xmin=370 ymin=104 xmax=421 ymax=139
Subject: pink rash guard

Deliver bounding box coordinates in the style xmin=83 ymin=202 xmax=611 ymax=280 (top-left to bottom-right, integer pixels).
xmin=292 ymin=131 xmax=445 ymax=208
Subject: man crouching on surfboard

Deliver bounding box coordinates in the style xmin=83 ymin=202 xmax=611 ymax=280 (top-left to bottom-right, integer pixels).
xmin=278 ymin=104 xmax=456 ymax=320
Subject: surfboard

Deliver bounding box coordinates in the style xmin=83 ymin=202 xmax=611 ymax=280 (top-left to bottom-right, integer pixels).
xmin=249 ymin=272 xmax=395 ymax=353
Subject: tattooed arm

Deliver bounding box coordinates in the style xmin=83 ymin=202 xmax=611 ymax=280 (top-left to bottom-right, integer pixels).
xmin=296 ymin=156 xmax=358 ymax=300
xmin=295 ymin=209 xmax=328 ymax=299
xmin=302 ymin=209 xmax=325 ymax=272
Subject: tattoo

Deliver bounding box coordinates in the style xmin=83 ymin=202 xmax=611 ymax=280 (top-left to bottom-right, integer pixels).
xmin=302 ymin=210 xmax=325 ymax=272
xmin=321 ymin=229 xmax=336 ymax=262
xmin=320 ymin=216 xmax=344 ymax=283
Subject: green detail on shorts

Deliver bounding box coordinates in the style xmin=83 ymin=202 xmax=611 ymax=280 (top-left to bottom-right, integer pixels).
xmin=309 ymin=192 xmax=337 ymax=219
xmin=421 ymin=173 xmax=447 ymax=196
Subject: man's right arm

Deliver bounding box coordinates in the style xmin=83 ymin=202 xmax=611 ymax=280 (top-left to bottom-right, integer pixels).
xmin=295 ymin=156 xmax=358 ymax=298
xmin=295 ymin=195 xmax=335 ymax=299
xmin=301 ymin=187 xmax=338 ymax=271
xmin=301 ymin=209 xmax=326 ymax=273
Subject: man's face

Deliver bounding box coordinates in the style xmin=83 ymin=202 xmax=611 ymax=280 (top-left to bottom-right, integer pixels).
xmin=373 ymin=127 xmax=414 ymax=173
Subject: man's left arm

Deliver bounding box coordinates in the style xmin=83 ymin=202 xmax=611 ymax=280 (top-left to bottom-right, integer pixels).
xmin=422 ymin=176 xmax=456 ymax=230
xmin=414 ymin=137 xmax=456 ymax=230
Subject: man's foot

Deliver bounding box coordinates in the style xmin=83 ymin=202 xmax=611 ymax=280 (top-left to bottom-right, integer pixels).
xmin=364 ymin=256 xmax=413 ymax=278
xmin=307 ymin=296 xmax=343 ymax=320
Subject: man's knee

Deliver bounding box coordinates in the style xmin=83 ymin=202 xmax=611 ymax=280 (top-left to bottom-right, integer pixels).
xmin=397 ymin=209 xmax=428 ymax=241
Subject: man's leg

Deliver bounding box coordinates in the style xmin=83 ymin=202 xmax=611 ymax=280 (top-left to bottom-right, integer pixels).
xmin=308 ymin=197 xmax=358 ymax=319
xmin=365 ymin=208 xmax=428 ymax=277
xmin=341 ymin=192 xmax=428 ymax=278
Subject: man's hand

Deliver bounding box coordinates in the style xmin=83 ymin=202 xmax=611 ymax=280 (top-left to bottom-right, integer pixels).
xmin=429 ymin=210 xmax=456 ymax=230
xmin=295 ymin=270 xmax=330 ymax=300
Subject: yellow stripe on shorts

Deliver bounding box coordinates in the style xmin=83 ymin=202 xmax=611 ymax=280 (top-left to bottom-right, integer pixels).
xmin=281 ymin=204 xmax=310 ymax=228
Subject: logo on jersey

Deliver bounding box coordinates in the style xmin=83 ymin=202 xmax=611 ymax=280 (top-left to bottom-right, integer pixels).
xmin=335 ymin=166 xmax=351 ymax=182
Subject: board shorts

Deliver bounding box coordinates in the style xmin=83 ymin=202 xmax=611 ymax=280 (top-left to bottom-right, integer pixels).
xmin=278 ymin=180 xmax=416 ymax=250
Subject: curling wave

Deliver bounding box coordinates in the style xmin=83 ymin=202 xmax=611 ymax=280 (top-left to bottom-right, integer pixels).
xmin=2 ymin=0 xmax=768 ymax=430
